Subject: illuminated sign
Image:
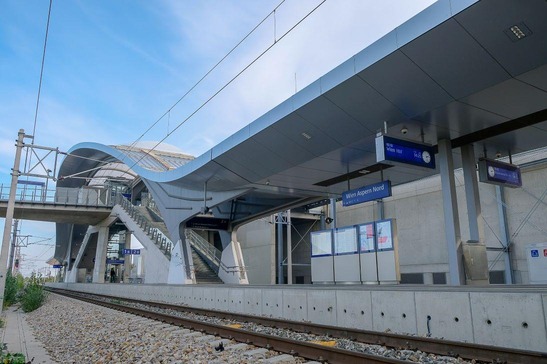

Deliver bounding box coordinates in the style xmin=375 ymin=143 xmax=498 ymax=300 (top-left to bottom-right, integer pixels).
xmin=376 ymin=135 xmax=435 ymax=169
xmin=478 ymin=158 xmax=522 ymax=188
xmin=342 ymin=181 xmax=392 ymax=206
xmin=122 ymin=249 xmax=141 ymax=255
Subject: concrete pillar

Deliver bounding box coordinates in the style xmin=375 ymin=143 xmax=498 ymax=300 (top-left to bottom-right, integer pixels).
xmin=167 ymin=227 xmax=195 ymax=284
xmin=218 ymin=229 xmax=249 ymax=284
xmin=92 ymin=226 xmax=109 ymax=283
xmin=0 ymin=129 xmax=25 ymax=310
xmin=438 ymin=139 xmax=465 ymax=285
xmin=461 ymin=144 xmax=483 ymax=242
xmin=218 ymin=230 xmax=231 ymax=249
xmin=123 ymin=232 xmax=131 ymax=283
xmin=423 ymin=272 xmax=434 ymax=285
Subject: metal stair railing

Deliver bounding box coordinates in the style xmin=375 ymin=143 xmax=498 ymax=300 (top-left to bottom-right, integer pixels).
xmin=115 ymin=194 xmax=173 ymax=258
xmin=184 ymin=229 xmax=246 ymax=277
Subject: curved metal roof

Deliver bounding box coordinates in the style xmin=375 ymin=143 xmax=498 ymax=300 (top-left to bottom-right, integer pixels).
xmin=61 ymin=0 xmax=547 ymax=198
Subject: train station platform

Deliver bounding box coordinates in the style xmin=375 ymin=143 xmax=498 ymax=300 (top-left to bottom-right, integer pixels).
xmin=49 ymin=282 xmax=547 ymax=353
xmin=1 ymin=307 xmax=55 ymax=364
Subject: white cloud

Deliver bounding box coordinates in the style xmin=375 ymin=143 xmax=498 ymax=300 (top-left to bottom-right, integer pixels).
xmin=155 ymin=0 xmax=436 ymax=156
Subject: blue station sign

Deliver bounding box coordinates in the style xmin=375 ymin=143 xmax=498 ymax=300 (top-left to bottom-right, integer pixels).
xmin=52 ymin=264 xmax=63 ymax=269
xmin=342 ymin=180 xmax=392 ymax=207
xmin=122 ymin=249 xmax=141 ymax=255
xmin=478 ymin=158 xmax=522 ymax=188
xmin=106 ymin=259 xmax=125 ymax=265
xmin=376 ymin=135 xmax=435 ymax=169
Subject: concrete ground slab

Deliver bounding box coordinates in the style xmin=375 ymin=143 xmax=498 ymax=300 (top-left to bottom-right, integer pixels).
xmin=1 ymin=307 xmax=55 ymax=364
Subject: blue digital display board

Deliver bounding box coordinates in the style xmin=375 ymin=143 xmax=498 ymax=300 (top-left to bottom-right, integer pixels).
xmin=478 ymin=158 xmax=522 ymax=188
xmin=122 ymin=249 xmax=141 ymax=255
xmin=342 ymin=180 xmax=392 ymax=206
xmin=376 ymin=135 xmax=435 ymax=169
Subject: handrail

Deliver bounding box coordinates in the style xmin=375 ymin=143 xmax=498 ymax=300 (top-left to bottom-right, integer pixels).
xmin=185 ymin=229 xmax=222 ymax=267
xmin=116 ymin=193 xmax=245 ymax=278
xmin=116 ymin=194 xmax=173 ymax=257
xmin=0 ymin=183 xmax=113 ymax=207
xmin=184 ymin=229 xmax=246 ymax=276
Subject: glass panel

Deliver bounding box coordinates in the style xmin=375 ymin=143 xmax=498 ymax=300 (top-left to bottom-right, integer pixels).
xmin=311 ymin=230 xmax=333 ymax=257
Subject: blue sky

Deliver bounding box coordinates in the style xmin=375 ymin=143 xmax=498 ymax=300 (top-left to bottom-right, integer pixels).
xmin=0 ymin=0 xmax=435 ymax=275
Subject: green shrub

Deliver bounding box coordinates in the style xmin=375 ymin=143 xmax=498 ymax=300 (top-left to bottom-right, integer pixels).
xmin=3 ymin=270 xmax=19 ymax=308
xmin=20 ymin=274 xmax=47 ymax=313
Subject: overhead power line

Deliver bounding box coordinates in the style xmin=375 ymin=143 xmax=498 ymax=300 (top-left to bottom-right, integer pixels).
xmin=32 ymin=0 xmax=53 ymax=144
xmin=125 ymin=0 xmax=327 ymax=173
xmin=126 ymin=0 xmax=287 ymax=153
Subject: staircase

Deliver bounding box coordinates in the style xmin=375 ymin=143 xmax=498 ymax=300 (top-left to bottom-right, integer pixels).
xmin=117 ymin=195 xmax=223 ymax=284
xmin=191 ymin=248 xmax=223 ymax=284
xmin=117 ymin=197 xmax=172 ymax=259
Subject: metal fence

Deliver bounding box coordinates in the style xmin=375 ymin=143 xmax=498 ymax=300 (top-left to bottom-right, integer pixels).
xmin=0 ymin=184 xmax=113 ymax=207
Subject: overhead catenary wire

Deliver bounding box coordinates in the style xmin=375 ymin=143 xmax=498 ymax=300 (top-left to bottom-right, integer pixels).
xmin=19 ymin=0 xmax=53 ymax=236
xmin=125 ymin=0 xmax=327 ymax=173
xmin=125 ymin=0 xmax=287 ymax=153
xmin=31 ymin=0 xmax=53 ymax=143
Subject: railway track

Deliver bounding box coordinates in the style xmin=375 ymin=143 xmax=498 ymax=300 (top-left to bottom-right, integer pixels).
xmin=47 ymin=287 xmax=546 ymax=364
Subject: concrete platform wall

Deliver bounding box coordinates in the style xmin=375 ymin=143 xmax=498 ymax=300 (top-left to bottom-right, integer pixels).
xmin=49 ymin=283 xmax=547 ymax=353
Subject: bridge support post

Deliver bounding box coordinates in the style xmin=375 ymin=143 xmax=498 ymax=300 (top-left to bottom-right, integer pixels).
xmin=92 ymin=226 xmax=109 ymax=283
xmin=0 ymin=129 xmax=26 ymax=309
xmin=218 ymin=228 xmax=248 ymax=284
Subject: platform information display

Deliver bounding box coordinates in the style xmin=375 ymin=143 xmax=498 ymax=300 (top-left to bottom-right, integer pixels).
xmin=358 ymin=223 xmax=375 ymax=252
xmin=375 ymin=219 xmax=394 ymax=251
xmin=376 ymin=135 xmax=435 ymax=169
xmin=334 ymin=226 xmax=358 ymax=255
xmin=123 ymin=249 xmax=141 ymax=255
xmin=478 ymin=158 xmax=522 ymax=188
xmin=311 ymin=230 xmax=333 ymax=257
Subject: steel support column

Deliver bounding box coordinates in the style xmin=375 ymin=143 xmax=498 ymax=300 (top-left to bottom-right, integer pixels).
xmin=287 ymin=210 xmax=292 ymax=285
xmin=461 ymin=144 xmax=483 ymax=242
xmin=277 ymin=212 xmax=284 ymax=284
xmin=496 ymin=185 xmax=514 ymax=284
xmin=438 ymin=139 xmax=465 ymax=285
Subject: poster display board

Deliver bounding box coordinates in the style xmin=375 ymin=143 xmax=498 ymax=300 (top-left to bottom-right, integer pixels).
xmin=334 ymin=226 xmax=358 ymax=255
xmin=359 ymin=222 xmax=377 ymax=283
xmin=526 ymin=242 xmax=547 ymax=284
xmin=358 ymin=223 xmax=375 ymax=252
xmin=311 ymin=230 xmax=334 ymax=283
xmin=375 ymin=220 xmax=394 ymax=251
xmin=334 ymin=226 xmax=359 ymax=282
xmin=376 ymin=219 xmax=400 ymax=283
xmin=311 ymin=230 xmax=333 ymax=257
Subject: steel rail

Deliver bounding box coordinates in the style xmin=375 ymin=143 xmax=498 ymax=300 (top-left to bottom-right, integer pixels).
xmin=48 ymin=288 xmax=547 ymax=364
xmin=51 ymin=289 xmax=406 ymax=364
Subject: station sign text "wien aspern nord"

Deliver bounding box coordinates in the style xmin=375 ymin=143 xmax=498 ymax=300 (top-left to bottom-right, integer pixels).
xmin=342 ymin=180 xmax=392 ymax=207
xmin=376 ymin=135 xmax=435 ymax=169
